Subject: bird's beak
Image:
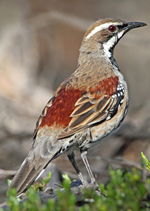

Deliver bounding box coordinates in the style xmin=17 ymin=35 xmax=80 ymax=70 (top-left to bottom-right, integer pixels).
xmin=118 ymin=21 xmax=147 ymax=39
xmin=122 ymin=22 xmax=147 ymax=35
xmin=126 ymin=21 xmax=147 ymax=31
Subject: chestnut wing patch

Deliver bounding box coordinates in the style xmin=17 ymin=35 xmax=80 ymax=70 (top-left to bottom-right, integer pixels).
xmin=58 ymin=93 xmax=122 ymax=139
xmin=33 ymin=87 xmax=83 ymax=139
xmin=58 ymin=77 xmax=124 ymax=139
xmin=58 ymin=93 xmax=109 ymax=139
xmin=34 ymin=76 xmax=123 ymax=140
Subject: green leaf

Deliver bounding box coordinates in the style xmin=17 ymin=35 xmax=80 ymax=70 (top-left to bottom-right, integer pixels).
xmin=7 ymin=179 xmax=11 ymax=187
xmin=62 ymin=174 xmax=71 ymax=184
xmin=141 ymin=152 xmax=150 ymax=171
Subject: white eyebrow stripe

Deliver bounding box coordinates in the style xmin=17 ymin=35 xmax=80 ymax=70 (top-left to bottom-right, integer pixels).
xmin=85 ymin=22 xmax=122 ymax=41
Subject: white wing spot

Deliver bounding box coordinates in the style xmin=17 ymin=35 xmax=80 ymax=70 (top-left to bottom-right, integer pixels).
xmin=112 ymin=94 xmax=117 ymax=99
xmin=120 ymin=99 xmax=124 ymax=104
xmin=106 ymin=115 xmax=111 ymax=120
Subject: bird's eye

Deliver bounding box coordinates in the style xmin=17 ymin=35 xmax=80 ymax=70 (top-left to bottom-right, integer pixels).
xmin=108 ymin=25 xmax=116 ymax=32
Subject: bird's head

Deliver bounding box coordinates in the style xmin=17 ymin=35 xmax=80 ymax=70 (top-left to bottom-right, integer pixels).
xmin=79 ymin=18 xmax=146 ymax=60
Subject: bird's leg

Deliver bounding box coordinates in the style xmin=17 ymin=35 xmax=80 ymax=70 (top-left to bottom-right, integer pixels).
xmin=81 ymin=151 xmax=100 ymax=192
xmin=67 ymin=152 xmax=88 ymax=186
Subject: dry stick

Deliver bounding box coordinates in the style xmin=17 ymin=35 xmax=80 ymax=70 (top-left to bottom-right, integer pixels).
xmin=0 ymin=169 xmax=16 ymax=180
xmin=91 ymin=156 xmax=142 ymax=170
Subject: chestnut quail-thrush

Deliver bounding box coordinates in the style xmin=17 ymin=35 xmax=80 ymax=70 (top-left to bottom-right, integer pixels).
xmin=10 ymin=18 xmax=146 ymax=195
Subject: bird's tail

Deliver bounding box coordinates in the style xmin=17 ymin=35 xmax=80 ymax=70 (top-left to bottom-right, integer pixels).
xmin=10 ymin=138 xmax=62 ymax=196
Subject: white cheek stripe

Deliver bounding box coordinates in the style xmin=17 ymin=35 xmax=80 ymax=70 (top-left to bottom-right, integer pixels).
xmin=118 ymin=30 xmax=124 ymax=39
xmin=85 ymin=22 xmax=122 ymax=41
xmin=103 ymin=36 xmax=117 ymax=58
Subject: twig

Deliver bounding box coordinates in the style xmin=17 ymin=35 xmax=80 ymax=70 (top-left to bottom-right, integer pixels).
xmin=88 ymin=156 xmax=142 ymax=170
xmin=0 ymin=169 xmax=16 ymax=180
xmin=29 ymin=11 xmax=92 ymax=31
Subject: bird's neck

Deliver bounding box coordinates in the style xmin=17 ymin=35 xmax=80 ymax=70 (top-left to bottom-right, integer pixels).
xmin=78 ymin=37 xmax=120 ymax=70
xmin=78 ymin=48 xmax=120 ymax=71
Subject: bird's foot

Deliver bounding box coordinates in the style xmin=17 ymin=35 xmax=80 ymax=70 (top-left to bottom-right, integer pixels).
xmin=70 ymin=179 xmax=102 ymax=196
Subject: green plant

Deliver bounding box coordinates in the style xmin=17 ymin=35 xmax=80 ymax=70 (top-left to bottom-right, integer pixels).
xmin=141 ymin=152 xmax=150 ymax=172
xmin=2 ymin=161 xmax=150 ymax=211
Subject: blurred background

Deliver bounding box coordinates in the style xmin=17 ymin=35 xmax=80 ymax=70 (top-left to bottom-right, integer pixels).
xmin=0 ymin=0 xmax=149 ymax=203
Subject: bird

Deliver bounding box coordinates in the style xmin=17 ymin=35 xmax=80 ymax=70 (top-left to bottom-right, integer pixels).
xmin=10 ymin=18 xmax=146 ymax=195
